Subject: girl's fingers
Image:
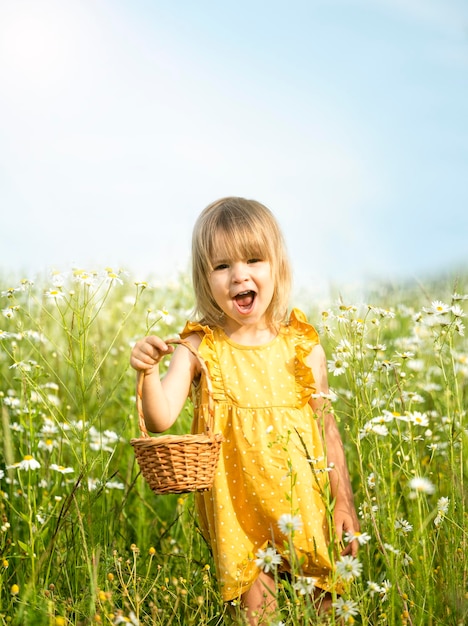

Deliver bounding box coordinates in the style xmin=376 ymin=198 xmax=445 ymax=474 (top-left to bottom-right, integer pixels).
xmin=130 ymin=337 xmax=174 ymax=370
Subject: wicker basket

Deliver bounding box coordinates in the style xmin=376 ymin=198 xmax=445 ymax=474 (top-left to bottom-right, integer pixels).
xmin=131 ymin=339 xmax=223 ymax=495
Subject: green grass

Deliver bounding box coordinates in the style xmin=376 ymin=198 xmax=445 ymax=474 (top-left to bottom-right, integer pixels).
xmin=0 ymin=267 xmax=467 ymax=625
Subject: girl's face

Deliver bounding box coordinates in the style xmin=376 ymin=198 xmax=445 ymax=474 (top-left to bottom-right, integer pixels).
xmin=208 ymin=241 xmax=275 ymax=335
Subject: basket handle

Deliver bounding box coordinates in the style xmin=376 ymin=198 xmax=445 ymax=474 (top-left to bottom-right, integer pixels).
xmin=136 ymin=338 xmax=215 ymax=439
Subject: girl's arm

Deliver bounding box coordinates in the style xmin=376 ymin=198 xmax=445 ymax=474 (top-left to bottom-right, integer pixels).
xmin=130 ymin=334 xmax=201 ymax=433
xmin=307 ymin=343 xmax=360 ymax=556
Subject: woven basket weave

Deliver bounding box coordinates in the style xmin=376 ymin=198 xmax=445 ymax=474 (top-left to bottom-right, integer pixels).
xmin=131 ymin=339 xmax=223 ymax=495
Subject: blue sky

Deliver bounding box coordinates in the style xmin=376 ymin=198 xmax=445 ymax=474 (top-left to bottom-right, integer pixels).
xmin=0 ymin=0 xmax=467 ymax=295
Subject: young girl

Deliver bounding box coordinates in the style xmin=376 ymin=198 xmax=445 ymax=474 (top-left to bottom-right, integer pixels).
xmin=130 ymin=197 xmax=359 ymax=624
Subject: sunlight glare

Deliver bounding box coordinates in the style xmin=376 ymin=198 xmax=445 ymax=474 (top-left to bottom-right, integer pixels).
xmin=0 ymin=1 xmax=91 ymax=89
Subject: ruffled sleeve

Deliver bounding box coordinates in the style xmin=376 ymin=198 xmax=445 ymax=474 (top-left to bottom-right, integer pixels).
xmin=287 ymin=308 xmax=320 ymax=406
xmin=180 ymin=321 xmax=225 ymax=402
xmin=180 ymin=320 xmax=210 ymax=341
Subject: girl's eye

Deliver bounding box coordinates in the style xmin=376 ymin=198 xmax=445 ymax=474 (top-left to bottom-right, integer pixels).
xmin=213 ymin=263 xmax=229 ymax=271
xmin=247 ymin=258 xmax=262 ymax=264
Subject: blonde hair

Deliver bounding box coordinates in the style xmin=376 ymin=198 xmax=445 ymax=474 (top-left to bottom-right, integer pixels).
xmin=191 ymin=197 xmax=292 ymax=328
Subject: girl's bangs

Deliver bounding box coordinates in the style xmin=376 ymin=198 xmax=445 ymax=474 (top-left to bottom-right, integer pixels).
xmin=209 ymin=222 xmax=273 ymax=267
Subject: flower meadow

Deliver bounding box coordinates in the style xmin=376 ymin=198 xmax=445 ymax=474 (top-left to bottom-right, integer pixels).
xmin=0 ymin=267 xmax=467 ymax=625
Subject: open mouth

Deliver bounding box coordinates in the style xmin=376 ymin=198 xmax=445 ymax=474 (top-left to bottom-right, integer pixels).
xmin=233 ymin=290 xmax=256 ymax=313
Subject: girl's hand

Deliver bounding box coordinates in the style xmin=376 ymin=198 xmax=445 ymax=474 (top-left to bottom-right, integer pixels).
xmin=130 ymin=336 xmax=174 ymax=373
xmin=334 ymin=505 xmax=360 ymax=557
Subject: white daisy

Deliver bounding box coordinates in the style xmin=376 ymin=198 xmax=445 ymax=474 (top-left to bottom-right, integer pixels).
xmin=434 ymin=496 xmax=450 ymax=527
xmin=409 ymin=476 xmax=435 ymax=497
xmin=427 ymin=300 xmax=451 ymax=315
xmin=50 ymin=464 xmax=74 ymax=474
xmin=367 ymin=580 xmax=382 ymax=596
xmin=7 ymin=455 xmax=41 ymax=471
xmin=408 ymin=411 xmax=429 ymax=427
xmin=44 ymin=288 xmax=65 ymax=300
xmin=380 ymin=579 xmax=392 ymax=601
xmin=72 ymin=268 xmax=97 ymax=285
xmin=104 ymin=480 xmax=125 ymax=490
xmin=328 ymin=357 xmax=349 ymax=376
xmin=366 ymin=343 xmax=387 ymax=352
xmin=451 ymin=292 xmax=468 ymax=301
xmin=2 ymin=306 xmax=19 ymax=319
xmin=37 ymin=439 xmax=58 ymax=452
xmin=254 ymin=547 xmax=282 ymax=573
xmin=336 ymin=555 xmax=363 ymax=581
xmin=367 ymin=472 xmax=376 ymax=489
xmin=335 ymin=339 xmax=352 ymax=354
xmin=394 ymin=518 xmax=413 ymax=534
xmin=451 ymin=304 xmax=465 ymax=318
xmin=157 ymin=308 xmax=175 ymax=325
xmin=383 ymin=543 xmax=400 ymax=555
xmin=436 ymin=496 xmax=450 ymax=513
xmin=292 ymin=576 xmax=316 ymax=595
xmin=344 ymin=530 xmax=371 ymax=545
xmin=395 ymin=351 xmax=415 ymax=360
xmin=278 ymin=513 xmax=303 ymax=535
xmin=105 ymin=268 xmax=124 ymax=285
xmin=332 ymin=597 xmax=359 ymax=622
xmin=359 ymin=422 xmax=389 ymax=439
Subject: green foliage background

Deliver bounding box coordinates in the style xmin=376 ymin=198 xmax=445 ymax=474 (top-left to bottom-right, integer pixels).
xmin=0 ymin=268 xmax=467 ymax=625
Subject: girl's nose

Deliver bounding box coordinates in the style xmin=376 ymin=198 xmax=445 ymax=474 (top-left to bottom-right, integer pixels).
xmin=231 ymin=262 xmax=249 ymax=283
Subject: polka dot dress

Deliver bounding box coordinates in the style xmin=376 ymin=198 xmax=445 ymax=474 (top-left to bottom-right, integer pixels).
xmin=181 ymin=309 xmax=336 ymax=601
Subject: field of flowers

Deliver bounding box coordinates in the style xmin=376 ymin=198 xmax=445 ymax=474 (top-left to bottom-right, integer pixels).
xmin=0 ymin=267 xmax=467 ymax=625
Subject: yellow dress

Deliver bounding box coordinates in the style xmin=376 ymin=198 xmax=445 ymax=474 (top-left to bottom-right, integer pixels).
xmin=181 ymin=309 xmax=336 ymax=601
